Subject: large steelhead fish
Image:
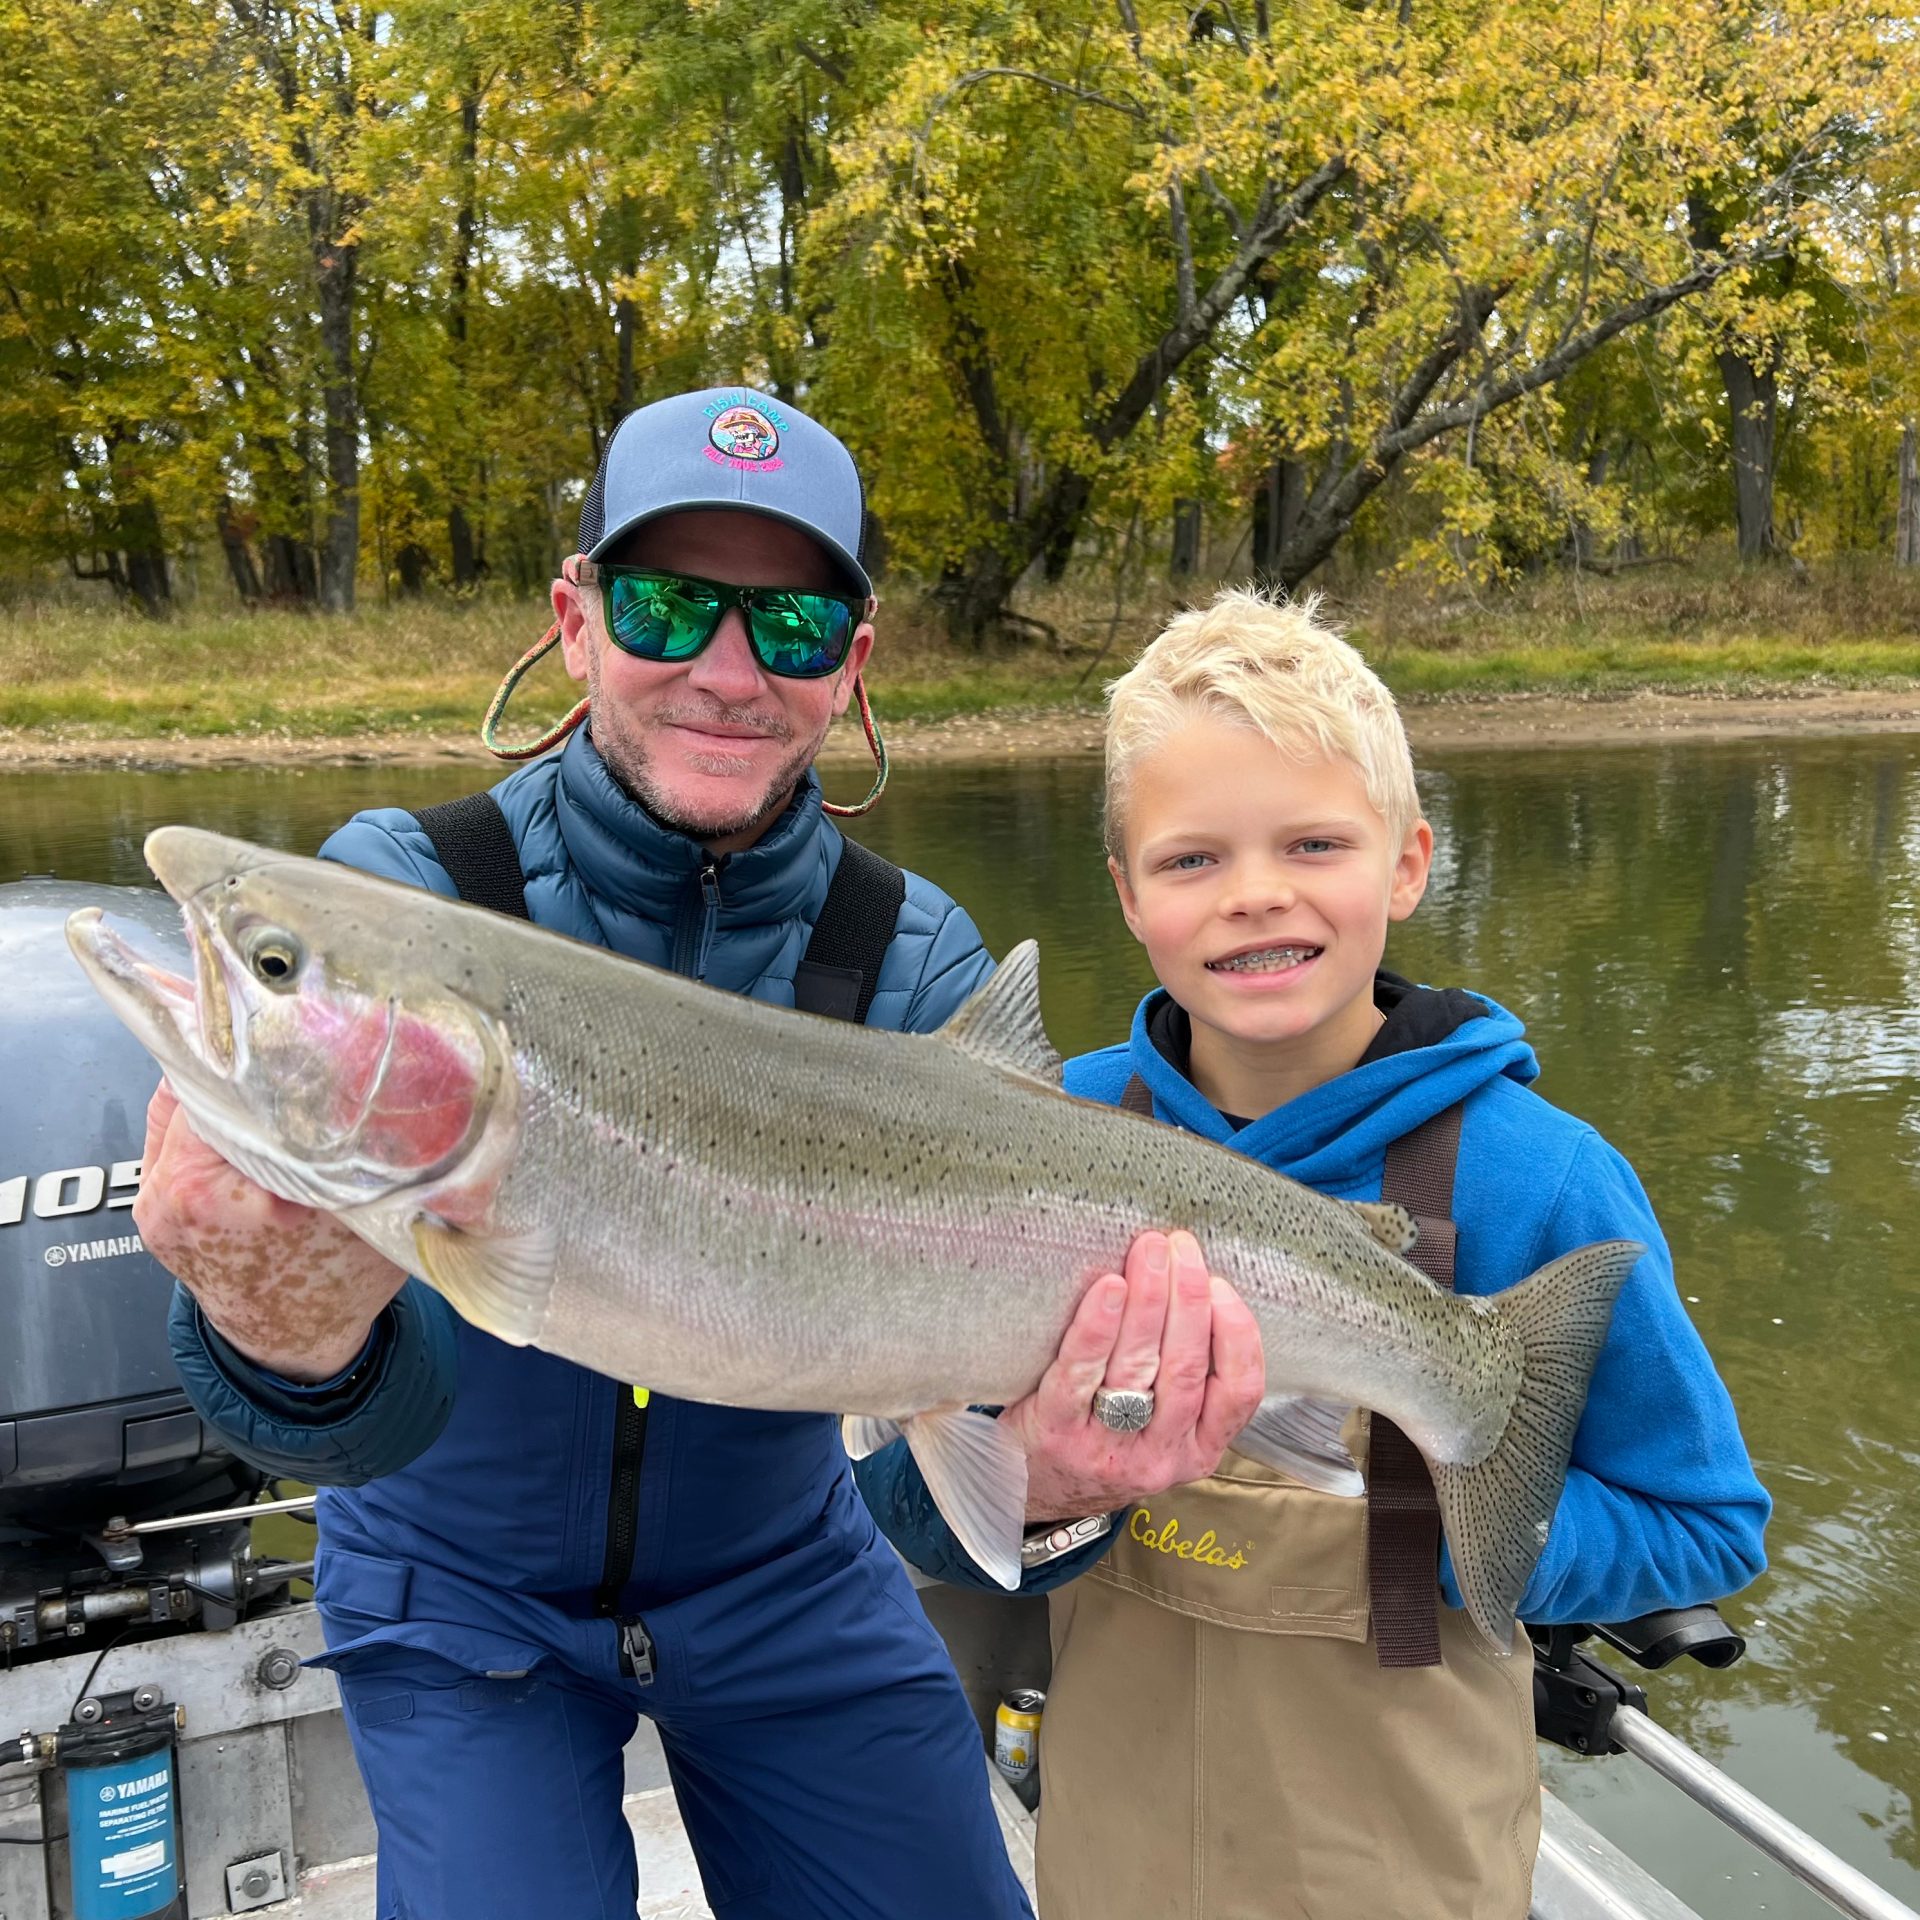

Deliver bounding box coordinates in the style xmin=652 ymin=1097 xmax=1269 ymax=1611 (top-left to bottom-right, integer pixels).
xmin=68 ymin=827 xmax=1638 ymax=1650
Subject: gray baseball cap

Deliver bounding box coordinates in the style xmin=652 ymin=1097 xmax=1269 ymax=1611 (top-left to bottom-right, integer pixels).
xmin=578 ymin=386 xmax=871 ymax=597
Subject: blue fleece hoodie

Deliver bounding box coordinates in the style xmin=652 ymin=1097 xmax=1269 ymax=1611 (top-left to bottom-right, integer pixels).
xmin=856 ymin=983 xmax=1770 ymax=1625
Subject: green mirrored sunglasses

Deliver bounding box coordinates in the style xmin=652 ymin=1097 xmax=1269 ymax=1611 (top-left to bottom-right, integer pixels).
xmin=589 ymin=564 xmax=862 ymax=680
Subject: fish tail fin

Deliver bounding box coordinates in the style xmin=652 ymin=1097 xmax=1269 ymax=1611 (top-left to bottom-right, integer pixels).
xmin=1430 ymin=1239 xmax=1641 ymax=1653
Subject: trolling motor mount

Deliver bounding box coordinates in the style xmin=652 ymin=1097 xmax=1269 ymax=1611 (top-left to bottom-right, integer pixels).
xmin=1589 ymin=1605 xmax=1747 ymax=1671
xmin=1530 ymin=1605 xmax=1745 ymax=1755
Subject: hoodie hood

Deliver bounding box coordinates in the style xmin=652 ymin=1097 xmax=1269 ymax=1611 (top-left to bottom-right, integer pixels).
xmin=1124 ymin=980 xmax=1539 ymax=1190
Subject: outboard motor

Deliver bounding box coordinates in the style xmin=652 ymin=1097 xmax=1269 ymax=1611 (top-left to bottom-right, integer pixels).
xmin=0 ymin=879 xmax=359 ymax=1920
xmin=0 ymin=880 xmax=279 ymax=1664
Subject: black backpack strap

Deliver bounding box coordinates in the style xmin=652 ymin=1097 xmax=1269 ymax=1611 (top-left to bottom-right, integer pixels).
xmin=793 ymin=836 xmax=907 ymax=1025
xmin=410 ymin=792 xmax=531 ymax=922
xmin=1368 ymin=1100 xmax=1465 ymax=1669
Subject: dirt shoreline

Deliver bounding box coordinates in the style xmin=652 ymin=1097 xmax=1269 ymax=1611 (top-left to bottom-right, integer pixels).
xmin=5 ymin=686 xmax=1920 ymax=773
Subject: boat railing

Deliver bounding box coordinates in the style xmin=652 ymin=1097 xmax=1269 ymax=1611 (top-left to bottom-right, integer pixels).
xmin=1532 ymin=1610 xmax=1919 ymax=1920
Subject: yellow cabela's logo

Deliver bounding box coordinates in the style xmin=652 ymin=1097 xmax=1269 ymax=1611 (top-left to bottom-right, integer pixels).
xmin=1129 ymin=1507 xmax=1253 ymax=1571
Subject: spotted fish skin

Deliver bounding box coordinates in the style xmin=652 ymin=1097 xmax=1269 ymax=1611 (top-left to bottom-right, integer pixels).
xmin=66 ymin=827 xmax=1639 ymax=1646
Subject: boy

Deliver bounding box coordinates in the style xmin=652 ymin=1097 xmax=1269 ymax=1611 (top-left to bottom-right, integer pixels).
xmin=857 ymin=588 xmax=1769 ymax=1919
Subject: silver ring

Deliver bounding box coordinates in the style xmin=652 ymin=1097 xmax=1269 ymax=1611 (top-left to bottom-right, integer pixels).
xmin=1091 ymin=1386 xmax=1155 ymax=1434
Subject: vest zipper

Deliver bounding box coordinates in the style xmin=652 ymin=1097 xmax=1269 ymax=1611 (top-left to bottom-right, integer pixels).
xmin=667 ymin=854 xmax=727 ymax=979
xmin=694 ymin=856 xmax=722 ymax=980
xmin=595 ymin=1387 xmax=651 ymax=1682
xmin=602 ymin=852 xmax=723 ymax=1682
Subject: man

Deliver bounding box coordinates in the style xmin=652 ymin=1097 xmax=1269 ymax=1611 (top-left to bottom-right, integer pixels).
xmin=138 ymin=387 xmax=1264 ymax=1920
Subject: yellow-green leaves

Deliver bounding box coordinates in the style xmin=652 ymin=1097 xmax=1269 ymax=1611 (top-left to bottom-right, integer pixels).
xmin=3 ymin=0 xmax=1917 ymax=618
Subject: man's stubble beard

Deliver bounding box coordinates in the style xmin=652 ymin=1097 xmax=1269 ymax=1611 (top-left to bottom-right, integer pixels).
xmin=584 ymin=645 xmax=827 ymax=844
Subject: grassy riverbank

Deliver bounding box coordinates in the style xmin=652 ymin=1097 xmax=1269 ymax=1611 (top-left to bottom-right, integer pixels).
xmin=4 ymin=558 xmax=1920 ymax=750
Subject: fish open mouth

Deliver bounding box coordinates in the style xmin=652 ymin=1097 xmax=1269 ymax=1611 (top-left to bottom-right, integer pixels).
xmin=66 ymin=906 xmax=211 ymax=1069
xmin=1206 ymin=944 xmax=1323 ymax=974
xmin=68 ymin=901 xmax=240 ymax=1086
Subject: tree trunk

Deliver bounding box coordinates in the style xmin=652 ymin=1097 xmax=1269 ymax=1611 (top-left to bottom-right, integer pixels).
xmin=929 ymin=157 xmax=1351 ymax=636
xmin=446 ymin=85 xmax=483 ymax=589
xmin=1170 ymin=500 xmax=1203 ymax=576
xmin=215 ymin=495 xmax=263 ymax=603
xmin=1688 ymin=195 xmax=1782 ymax=561
xmin=449 ymin=503 xmax=478 ymax=589
xmin=861 ymin=509 xmax=889 ymax=585
xmin=615 ymin=295 xmax=637 ymax=420
xmin=395 ymin=543 xmax=432 ymax=597
xmin=261 ymin=532 xmax=318 ymax=607
xmin=1250 ymin=458 xmax=1305 ymax=582
xmin=772 ymin=130 xmax=807 ymax=401
xmin=1718 ymin=345 xmax=1778 ymax=559
xmin=120 ymin=495 xmax=171 ymax=618
xmin=1898 ymin=423 xmax=1919 ymax=566
xmin=312 ymin=227 xmax=360 ymax=611
xmin=936 ymin=544 xmax=1019 ymax=647
xmin=611 ymin=193 xmax=641 ymax=423
xmin=1561 ymin=442 xmax=1612 ymax=566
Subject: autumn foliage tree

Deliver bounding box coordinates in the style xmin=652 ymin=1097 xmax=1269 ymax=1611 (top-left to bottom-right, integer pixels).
xmin=0 ymin=0 xmax=1913 ymax=622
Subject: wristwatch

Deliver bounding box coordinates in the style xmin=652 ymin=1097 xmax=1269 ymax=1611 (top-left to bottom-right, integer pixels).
xmin=1019 ymin=1512 xmax=1113 ymax=1569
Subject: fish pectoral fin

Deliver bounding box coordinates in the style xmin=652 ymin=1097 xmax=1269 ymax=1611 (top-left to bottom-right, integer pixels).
xmin=1349 ymin=1200 xmax=1419 ymax=1256
xmin=1231 ymin=1395 xmax=1365 ymax=1496
xmin=841 ymin=1415 xmax=904 ymax=1460
xmin=411 ymin=1217 xmax=554 ymax=1346
xmin=938 ymin=941 xmax=1063 ymax=1085
xmin=902 ymin=1408 xmax=1029 ymax=1592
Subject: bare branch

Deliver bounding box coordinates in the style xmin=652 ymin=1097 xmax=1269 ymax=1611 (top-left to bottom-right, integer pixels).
xmin=1094 ymin=154 xmax=1349 ymax=451
xmin=1194 ymin=165 xmax=1251 ymax=244
xmin=919 ymin=67 xmax=1147 ymax=146
xmin=1169 ymin=177 xmax=1198 ymax=321
xmin=794 ymin=41 xmax=847 ymax=86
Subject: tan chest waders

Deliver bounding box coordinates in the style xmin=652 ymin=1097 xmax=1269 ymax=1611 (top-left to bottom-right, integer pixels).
xmin=1036 ymin=1092 xmax=1540 ymax=1920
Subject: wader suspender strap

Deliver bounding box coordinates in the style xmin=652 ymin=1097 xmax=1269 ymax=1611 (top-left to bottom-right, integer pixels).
xmin=791 ymin=837 xmax=907 ymax=1026
xmin=1371 ymin=1101 xmax=1464 ymax=1668
xmin=412 ymin=792 xmax=532 ymax=922
xmin=409 ymin=795 xmax=906 ymax=1026
xmin=1117 ymin=1074 xmax=1463 ymax=1669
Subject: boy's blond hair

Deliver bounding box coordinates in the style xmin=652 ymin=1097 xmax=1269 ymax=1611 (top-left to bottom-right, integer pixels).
xmin=1103 ymin=588 xmax=1421 ymax=862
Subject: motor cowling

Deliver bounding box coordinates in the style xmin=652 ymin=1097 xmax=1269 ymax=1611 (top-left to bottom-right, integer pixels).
xmin=0 ymin=879 xmax=252 ymax=1536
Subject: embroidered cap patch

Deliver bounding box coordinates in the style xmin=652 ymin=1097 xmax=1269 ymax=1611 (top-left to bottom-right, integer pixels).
xmin=706 ymin=400 xmax=783 ymax=470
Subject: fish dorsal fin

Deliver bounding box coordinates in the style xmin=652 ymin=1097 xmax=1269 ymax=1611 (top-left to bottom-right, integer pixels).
xmin=939 ymin=941 xmax=1062 ymax=1084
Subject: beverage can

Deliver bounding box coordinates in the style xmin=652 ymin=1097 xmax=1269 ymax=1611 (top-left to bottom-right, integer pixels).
xmin=993 ymin=1688 xmax=1045 ymax=1791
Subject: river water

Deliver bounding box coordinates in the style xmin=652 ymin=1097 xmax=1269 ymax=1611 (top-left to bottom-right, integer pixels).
xmin=2 ymin=737 xmax=1916 ymax=1916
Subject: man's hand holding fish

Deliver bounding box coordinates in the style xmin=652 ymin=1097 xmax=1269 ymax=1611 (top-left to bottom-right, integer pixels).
xmin=1005 ymin=1229 xmax=1265 ymax=1523
xmin=138 ymin=1079 xmax=409 ymax=1383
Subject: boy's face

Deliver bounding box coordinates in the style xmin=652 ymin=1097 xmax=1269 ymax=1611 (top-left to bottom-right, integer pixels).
xmin=1110 ymin=715 xmax=1432 ymax=1094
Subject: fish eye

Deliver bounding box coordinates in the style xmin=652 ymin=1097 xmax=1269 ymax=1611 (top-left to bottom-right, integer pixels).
xmin=241 ymin=926 xmax=305 ymax=988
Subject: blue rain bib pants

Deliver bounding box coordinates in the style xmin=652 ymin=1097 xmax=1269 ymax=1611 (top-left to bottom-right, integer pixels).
xmin=167 ymin=751 xmax=1029 ymax=1919
xmin=321 ymin=1511 xmax=1032 ymax=1920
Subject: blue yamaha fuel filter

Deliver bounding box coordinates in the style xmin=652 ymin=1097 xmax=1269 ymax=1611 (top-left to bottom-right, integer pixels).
xmin=58 ymin=1691 xmax=181 ymax=1920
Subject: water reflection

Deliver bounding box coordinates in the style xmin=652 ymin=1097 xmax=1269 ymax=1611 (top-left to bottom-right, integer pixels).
xmin=4 ymin=734 xmax=1919 ymax=1913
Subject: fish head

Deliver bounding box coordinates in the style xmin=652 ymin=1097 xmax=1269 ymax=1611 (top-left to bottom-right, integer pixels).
xmin=66 ymin=826 xmax=514 ymax=1215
